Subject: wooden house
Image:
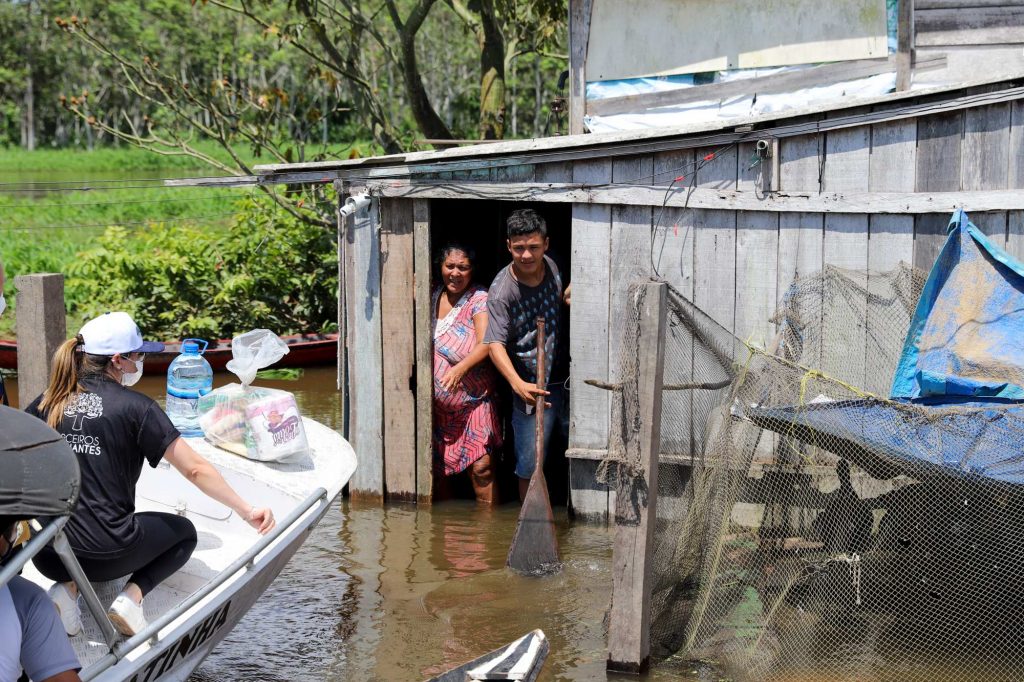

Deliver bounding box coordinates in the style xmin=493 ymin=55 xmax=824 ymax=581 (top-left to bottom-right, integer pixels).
xmin=244 ymin=1 xmax=1024 ymax=519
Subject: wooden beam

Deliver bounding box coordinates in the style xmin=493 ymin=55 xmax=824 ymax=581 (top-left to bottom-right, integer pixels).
xmin=569 ymin=0 xmax=594 ymax=135
xmin=916 ymin=6 xmax=1024 ymax=46
xmin=335 ymin=180 xmax=349 ymax=431
xmin=896 ymin=0 xmax=915 ymax=91
xmin=413 ymin=199 xmax=433 ymax=504
xmin=380 ymin=199 xmax=417 ymax=501
xmin=13 ymin=274 xmax=66 ymax=408
xmin=346 ymin=196 xmax=385 ymax=500
xmin=362 ymin=179 xmax=1024 ymax=214
xmin=247 ymin=81 xmax=1024 ymax=187
xmin=607 ymin=282 xmax=667 ymax=674
xmin=164 ymin=174 xmax=258 ymax=188
xmin=588 ymin=55 xmax=946 ymax=118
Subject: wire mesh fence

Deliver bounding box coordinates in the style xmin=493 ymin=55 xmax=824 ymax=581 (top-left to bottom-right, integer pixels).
xmin=603 ymin=264 xmax=1024 ymax=681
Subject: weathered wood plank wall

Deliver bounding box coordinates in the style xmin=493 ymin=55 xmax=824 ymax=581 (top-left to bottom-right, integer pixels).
xmin=560 ymin=103 xmax=1024 ymax=520
xmin=380 ymin=199 xmax=417 ymax=500
xmin=347 ymin=198 xmax=385 ymax=498
xmin=567 ymin=158 xmax=612 ymax=520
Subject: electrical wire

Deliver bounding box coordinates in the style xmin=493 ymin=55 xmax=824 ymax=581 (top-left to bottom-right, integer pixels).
xmin=648 ymin=144 xmax=738 ymax=278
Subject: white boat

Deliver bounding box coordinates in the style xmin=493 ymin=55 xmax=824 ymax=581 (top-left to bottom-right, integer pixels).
xmin=2 ymin=412 xmax=356 ymax=682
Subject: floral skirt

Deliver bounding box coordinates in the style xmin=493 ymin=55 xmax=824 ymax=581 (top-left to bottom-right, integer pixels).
xmin=433 ymin=395 xmax=502 ymax=476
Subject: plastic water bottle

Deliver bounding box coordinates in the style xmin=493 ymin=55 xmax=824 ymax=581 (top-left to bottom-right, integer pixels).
xmin=166 ymin=339 xmax=213 ymax=437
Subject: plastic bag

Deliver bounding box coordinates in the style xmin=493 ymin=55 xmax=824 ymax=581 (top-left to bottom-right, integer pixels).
xmin=196 ymin=330 xmax=310 ymax=462
xmin=225 ymin=329 xmax=290 ymax=387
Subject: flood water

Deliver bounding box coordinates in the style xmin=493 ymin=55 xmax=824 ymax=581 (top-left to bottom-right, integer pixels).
xmin=4 ymin=367 xmax=705 ymax=681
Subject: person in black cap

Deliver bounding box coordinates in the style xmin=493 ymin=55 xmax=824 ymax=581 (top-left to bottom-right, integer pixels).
xmin=24 ymin=312 xmax=276 ymax=638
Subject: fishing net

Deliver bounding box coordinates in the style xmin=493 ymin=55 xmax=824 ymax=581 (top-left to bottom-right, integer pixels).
xmin=601 ymin=264 xmax=1024 ymax=681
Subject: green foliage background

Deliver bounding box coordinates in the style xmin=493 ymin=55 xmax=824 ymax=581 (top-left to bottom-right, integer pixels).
xmin=66 ymin=197 xmax=337 ymax=340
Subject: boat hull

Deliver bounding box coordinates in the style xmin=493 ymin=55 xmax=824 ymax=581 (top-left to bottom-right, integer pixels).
xmin=0 ymin=333 xmax=338 ymax=374
xmin=88 ymin=497 xmax=331 ymax=682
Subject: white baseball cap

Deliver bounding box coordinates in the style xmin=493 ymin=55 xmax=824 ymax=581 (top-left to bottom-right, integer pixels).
xmin=79 ymin=312 xmax=164 ymax=355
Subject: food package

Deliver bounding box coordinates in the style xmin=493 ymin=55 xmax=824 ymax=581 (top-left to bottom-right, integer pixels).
xmin=196 ymin=330 xmax=310 ymax=462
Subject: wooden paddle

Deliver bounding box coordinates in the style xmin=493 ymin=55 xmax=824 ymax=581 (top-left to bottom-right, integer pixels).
xmin=507 ymin=317 xmax=560 ymax=574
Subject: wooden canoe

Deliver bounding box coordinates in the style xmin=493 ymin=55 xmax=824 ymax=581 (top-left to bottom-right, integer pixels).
xmin=0 ymin=332 xmax=338 ymax=374
xmin=426 ymin=630 xmax=549 ymax=682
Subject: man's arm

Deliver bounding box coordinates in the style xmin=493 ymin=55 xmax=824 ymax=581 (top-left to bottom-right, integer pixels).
xmin=488 ymin=343 xmax=549 ymax=405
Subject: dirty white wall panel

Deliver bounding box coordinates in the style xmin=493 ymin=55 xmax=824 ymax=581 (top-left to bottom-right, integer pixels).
xmin=914 ymin=112 xmax=964 ymax=271
xmin=735 ymin=141 xmax=780 ymax=349
xmin=962 ymin=103 xmax=1012 ymax=242
xmin=586 ymin=0 xmax=888 ymax=80
xmin=347 ymin=199 xmax=384 ymax=498
xmin=653 ymin=149 xmax=696 ymax=458
xmin=822 ymin=124 xmax=870 ymax=389
xmin=915 ymin=4 xmax=1024 ymax=46
xmin=777 ymin=134 xmax=824 ymax=370
xmin=568 ymin=159 xmax=613 ymax=521
xmin=865 ymin=119 xmax=916 ymax=395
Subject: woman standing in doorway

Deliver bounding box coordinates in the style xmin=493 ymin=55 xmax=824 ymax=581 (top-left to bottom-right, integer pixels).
xmin=432 ymin=243 xmax=502 ymax=504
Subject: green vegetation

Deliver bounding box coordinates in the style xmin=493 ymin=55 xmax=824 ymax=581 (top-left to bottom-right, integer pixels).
xmin=0 ymin=147 xmax=338 ymax=342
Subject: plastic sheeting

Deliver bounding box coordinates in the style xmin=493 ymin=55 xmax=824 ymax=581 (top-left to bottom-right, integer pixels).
xmin=747 ymin=399 xmax=1024 ymax=486
xmin=0 ymin=405 xmax=79 ymax=519
xmin=892 ymin=210 xmax=1024 ymax=400
xmin=584 ymin=72 xmax=897 ymax=134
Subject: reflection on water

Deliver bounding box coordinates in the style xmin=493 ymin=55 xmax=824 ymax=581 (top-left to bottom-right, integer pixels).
xmin=192 ymin=501 xmax=707 ymax=682
xmin=7 ymin=366 xmax=705 ymax=680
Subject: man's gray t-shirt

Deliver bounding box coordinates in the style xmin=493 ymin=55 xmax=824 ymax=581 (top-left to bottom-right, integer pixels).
xmin=484 ymin=255 xmax=563 ymax=386
xmin=8 ymin=575 xmax=81 ymax=681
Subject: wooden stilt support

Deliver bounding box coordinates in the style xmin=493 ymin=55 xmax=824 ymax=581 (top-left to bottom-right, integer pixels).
xmin=14 ymin=273 xmax=66 ymax=408
xmin=607 ymin=282 xmax=667 ymax=674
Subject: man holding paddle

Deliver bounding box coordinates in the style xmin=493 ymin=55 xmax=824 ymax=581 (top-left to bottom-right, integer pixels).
xmin=484 ymin=208 xmax=568 ymax=502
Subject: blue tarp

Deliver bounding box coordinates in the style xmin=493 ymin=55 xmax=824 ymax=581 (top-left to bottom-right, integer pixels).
xmin=747 ymin=399 xmax=1024 ymax=485
xmin=747 ymin=210 xmax=1024 ymax=484
xmin=891 ymin=209 xmax=1024 ymax=400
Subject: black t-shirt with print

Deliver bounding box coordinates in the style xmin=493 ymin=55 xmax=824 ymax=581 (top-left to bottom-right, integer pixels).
xmin=25 ymin=376 xmax=180 ymax=558
xmin=483 ymin=254 xmax=564 ymax=386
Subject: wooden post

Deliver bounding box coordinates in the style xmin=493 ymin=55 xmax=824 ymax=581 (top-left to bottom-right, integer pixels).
xmin=335 ymin=180 xmax=349 ymax=434
xmin=413 ymin=200 xmax=434 ymax=504
xmin=346 ymin=196 xmax=385 ymax=500
xmin=14 ymin=273 xmax=66 ymax=408
xmin=896 ymin=0 xmax=914 ymax=91
xmin=607 ymin=281 xmax=667 ymax=674
xmin=381 ymin=199 xmax=417 ymax=500
xmin=568 ymin=0 xmax=593 ymax=135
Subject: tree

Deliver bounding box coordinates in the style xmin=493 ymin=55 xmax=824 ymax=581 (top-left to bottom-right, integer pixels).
xmin=55 ymin=0 xmax=566 ymax=160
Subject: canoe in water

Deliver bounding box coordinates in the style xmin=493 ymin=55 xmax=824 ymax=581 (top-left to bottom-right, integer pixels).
xmin=427 ymin=630 xmax=549 ymax=682
xmin=0 ymin=332 xmax=338 ymax=374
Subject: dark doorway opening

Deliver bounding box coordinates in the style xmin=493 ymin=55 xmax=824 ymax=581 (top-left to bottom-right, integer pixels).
xmin=428 ymin=199 xmax=572 ymax=506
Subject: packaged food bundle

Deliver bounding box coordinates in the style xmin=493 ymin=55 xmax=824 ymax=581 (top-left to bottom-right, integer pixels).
xmin=196 ymin=330 xmax=310 ymax=462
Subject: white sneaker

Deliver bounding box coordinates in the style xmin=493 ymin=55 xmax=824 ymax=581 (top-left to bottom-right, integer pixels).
xmin=47 ymin=583 xmax=83 ymax=637
xmin=107 ymin=593 xmax=147 ymax=637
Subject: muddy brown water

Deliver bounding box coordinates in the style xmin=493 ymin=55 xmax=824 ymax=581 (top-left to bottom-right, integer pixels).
xmin=4 ymin=367 xmax=706 ymax=681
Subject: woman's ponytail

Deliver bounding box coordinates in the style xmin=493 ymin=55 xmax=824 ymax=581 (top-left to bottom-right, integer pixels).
xmin=37 ymin=335 xmax=84 ymax=429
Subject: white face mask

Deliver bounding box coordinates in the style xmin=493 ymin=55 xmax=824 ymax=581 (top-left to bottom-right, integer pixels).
xmin=0 ymin=295 xmax=6 ymax=318
xmin=120 ymin=357 xmax=143 ymax=387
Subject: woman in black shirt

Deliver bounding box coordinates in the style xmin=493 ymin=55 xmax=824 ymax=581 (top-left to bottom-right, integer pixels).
xmin=26 ymin=312 xmax=275 ymax=638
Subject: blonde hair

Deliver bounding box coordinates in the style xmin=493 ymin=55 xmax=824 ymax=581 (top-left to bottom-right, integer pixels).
xmin=37 ymin=334 xmax=113 ymax=429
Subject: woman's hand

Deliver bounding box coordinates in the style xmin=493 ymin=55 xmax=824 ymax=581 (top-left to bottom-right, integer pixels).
xmin=245 ymin=506 xmax=276 ymax=534
xmin=440 ymin=364 xmax=467 ymax=393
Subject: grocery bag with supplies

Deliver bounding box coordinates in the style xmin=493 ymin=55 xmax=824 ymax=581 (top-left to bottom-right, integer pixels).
xmin=197 ymin=329 xmax=310 ymax=462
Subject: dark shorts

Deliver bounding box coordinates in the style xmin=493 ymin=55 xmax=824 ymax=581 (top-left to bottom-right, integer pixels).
xmin=511 ymin=384 xmax=565 ymax=479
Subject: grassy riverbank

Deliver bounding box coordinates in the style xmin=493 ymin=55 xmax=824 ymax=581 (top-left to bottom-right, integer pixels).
xmin=0 ymin=144 xmax=347 ymax=340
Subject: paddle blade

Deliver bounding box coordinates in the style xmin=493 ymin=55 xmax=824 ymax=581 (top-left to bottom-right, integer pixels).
xmin=506 ymin=471 xmax=561 ymax=575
